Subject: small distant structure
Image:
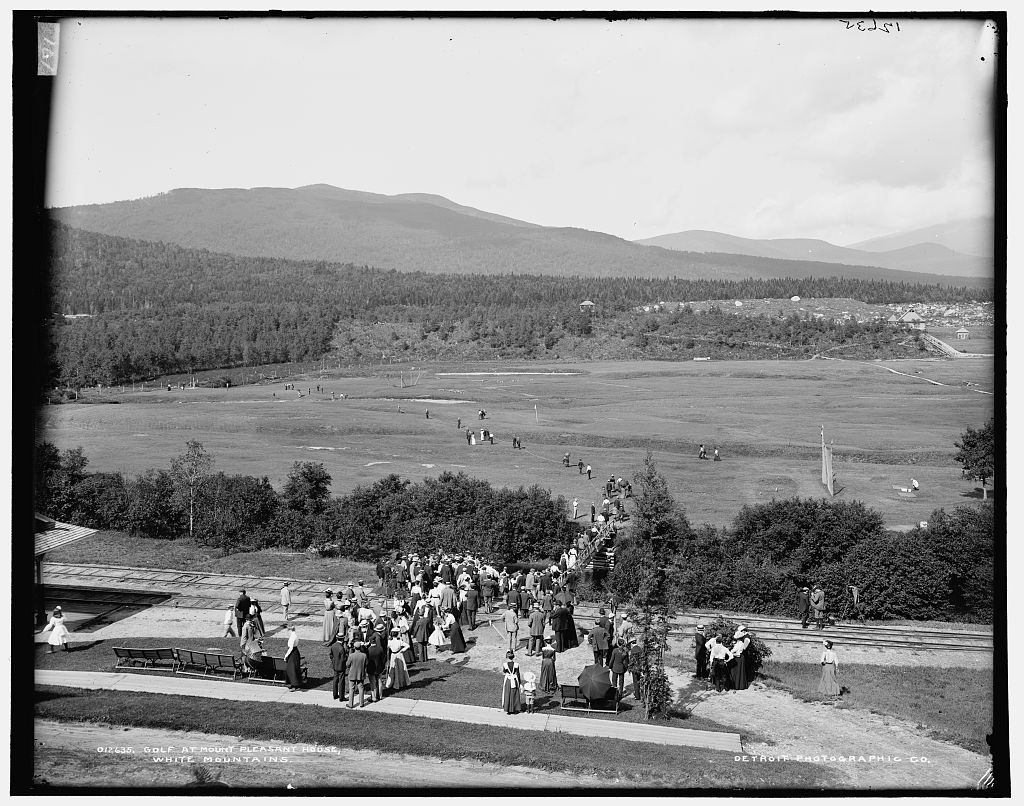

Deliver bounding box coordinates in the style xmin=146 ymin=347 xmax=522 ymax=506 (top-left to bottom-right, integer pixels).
xmin=579 ymin=300 xmax=596 ymax=313
xmin=693 ymin=356 xmax=711 ymax=361
xmin=790 ymin=296 xmax=801 ymax=302
xmin=734 ymin=301 xmax=743 ymax=307
xmin=956 ymin=327 xmax=970 ymax=340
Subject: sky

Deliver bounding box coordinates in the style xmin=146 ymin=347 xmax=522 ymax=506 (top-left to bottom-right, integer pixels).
xmin=45 ymin=15 xmax=999 ymax=245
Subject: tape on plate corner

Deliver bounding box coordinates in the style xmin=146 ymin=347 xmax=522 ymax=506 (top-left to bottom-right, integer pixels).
xmin=38 ymin=21 xmax=60 ymax=76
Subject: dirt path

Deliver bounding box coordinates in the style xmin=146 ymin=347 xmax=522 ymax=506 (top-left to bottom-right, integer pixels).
xmin=33 ymin=719 xmax=604 ymax=789
xmin=676 ymin=677 xmax=989 ymax=790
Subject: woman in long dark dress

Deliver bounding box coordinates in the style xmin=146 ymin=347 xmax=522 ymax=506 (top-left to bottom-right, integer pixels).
xmin=538 ymin=640 xmax=558 ymax=694
xmin=446 ymin=608 xmax=468 ymax=653
xmin=730 ymin=627 xmax=751 ymax=690
xmin=564 ymin=605 xmax=580 ymax=649
xmin=500 ymin=651 xmax=522 ymax=714
xmin=284 ymin=626 xmax=304 ymax=691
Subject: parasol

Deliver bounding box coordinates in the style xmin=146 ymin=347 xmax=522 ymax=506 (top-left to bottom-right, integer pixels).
xmin=577 ymin=663 xmax=614 ymax=701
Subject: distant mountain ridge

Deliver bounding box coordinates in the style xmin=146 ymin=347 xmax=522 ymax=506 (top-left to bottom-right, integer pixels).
xmin=636 ymin=223 xmax=991 ymax=278
xmin=847 ymin=216 xmax=994 ymax=258
xmin=51 ymin=185 xmax=987 ymax=285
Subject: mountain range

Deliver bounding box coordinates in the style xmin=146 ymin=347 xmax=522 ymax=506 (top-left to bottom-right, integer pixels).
xmin=50 ymin=185 xmax=991 ymax=285
xmin=637 ymin=218 xmax=992 ymax=279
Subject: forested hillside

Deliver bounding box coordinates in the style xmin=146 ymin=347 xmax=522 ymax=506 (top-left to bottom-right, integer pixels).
xmin=44 ymin=223 xmax=993 ymax=388
xmin=51 ymin=185 xmax=987 ymax=285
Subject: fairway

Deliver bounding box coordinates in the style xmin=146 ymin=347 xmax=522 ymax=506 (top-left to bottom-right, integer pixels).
xmin=37 ymin=357 xmax=994 ymax=529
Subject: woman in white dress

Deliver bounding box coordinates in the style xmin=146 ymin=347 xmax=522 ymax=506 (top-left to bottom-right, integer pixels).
xmin=385 ymin=628 xmax=411 ymax=691
xmin=44 ymin=606 xmax=71 ymax=653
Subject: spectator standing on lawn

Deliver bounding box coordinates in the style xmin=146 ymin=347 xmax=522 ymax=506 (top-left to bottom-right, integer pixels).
xmin=528 ymin=603 xmax=546 ymax=656
xmin=523 ymin=672 xmax=538 ymax=713
xmin=284 ymin=626 xmax=304 ymax=692
xmin=810 ymin=584 xmax=826 ymax=629
xmin=797 ymin=586 xmax=810 ymax=628
xmin=329 ymin=636 xmax=348 ymax=701
xmin=730 ymin=626 xmax=751 ymax=690
xmin=693 ymin=624 xmax=708 ymax=679
xmin=234 ymin=589 xmax=251 ymax=638
xmin=445 ymin=609 xmax=468 ymax=653
xmin=504 ymin=603 xmax=520 ymax=652
xmin=321 ymin=590 xmax=337 ymax=645
xmin=590 ymin=501 xmax=596 ymax=522
xmin=222 ymin=606 xmax=237 ymax=638
xmin=366 ymin=638 xmax=386 ymax=701
xmin=817 ymin=640 xmax=841 ymax=698
xmin=609 ymin=639 xmax=629 ymax=699
xmin=376 ymin=558 xmax=387 ymax=591
xmin=586 ymin=465 xmax=592 ymax=479
xmin=500 ymin=651 xmax=522 ymax=714
xmin=590 ymin=621 xmax=611 ymax=666
xmin=346 ymin=642 xmax=367 ymax=708
xmin=578 ymin=459 xmax=584 ymax=474
xmin=539 ymin=639 xmax=559 ymax=694
xmin=280 ymin=582 xmax=292 ymax=622
xmin=386 ymin=628 xmax=411 ymax=692
xmin=482 ymin=575 xmax=495 ymax=613
xmin=249 ymin=599 xmax=265 ymax=637
xmin=707 ymin=632 xmax=733 ymax=692
xmin=463 ymin=585 xmax=480 ymax=630
xmin=410 ymin=603 xmax=434 ymax=662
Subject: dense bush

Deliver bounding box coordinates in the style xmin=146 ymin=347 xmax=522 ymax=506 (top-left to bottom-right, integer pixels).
xmin=33 ymin=443 xmax=995 ymax=622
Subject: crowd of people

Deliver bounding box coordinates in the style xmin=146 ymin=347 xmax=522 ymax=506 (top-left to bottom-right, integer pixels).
xmin=692 ymin=623 xmax=753 ymax=692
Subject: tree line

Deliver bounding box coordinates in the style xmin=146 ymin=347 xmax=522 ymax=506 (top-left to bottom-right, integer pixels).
xmin=36 ymin=439 xmax=993 ymax=623
xmin=45 ymin=222 xmax=991 ymax=388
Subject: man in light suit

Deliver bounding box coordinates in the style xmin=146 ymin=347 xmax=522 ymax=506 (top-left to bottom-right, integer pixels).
xmin=345 ymin=643 xmax=367 ymax=708
xmin=280 ymin=582 xmax=292 ymax=622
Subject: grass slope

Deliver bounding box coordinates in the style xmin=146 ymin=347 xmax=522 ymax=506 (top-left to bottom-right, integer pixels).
xmin=758 ymin=659 xmax=992 ymax=755
xmin=33 ymin=685 xmax=837 ymax=788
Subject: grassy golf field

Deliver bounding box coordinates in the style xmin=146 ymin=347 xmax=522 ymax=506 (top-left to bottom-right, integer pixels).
xmin=37 ymin=356 xmax=994 ymax=529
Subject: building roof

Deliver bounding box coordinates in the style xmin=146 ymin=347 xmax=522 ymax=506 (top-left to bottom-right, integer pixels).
xmin=579 ymin=300 xmax=596 ymax=306
xmin=956 ymin=327 xmax=970 ymax=333
xmin=898 ymin=311 xmax=923 ymax=322
xmin=34 ymin=514 xmax=98 ymax=557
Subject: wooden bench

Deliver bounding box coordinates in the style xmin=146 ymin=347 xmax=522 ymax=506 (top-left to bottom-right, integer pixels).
xmin=174 ymin=648 xmax=243 ymax=681
xmin=557 ymin=683 xmax=620 ymax=713
xmin=247 ymin=655 xmax=309 ymax=685
xmin=113 ymin=647 xmax=179 ymax=672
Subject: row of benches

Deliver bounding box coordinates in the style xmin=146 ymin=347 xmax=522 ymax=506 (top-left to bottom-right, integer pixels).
xmin=112 ymin=647 xmax=308 ymax=686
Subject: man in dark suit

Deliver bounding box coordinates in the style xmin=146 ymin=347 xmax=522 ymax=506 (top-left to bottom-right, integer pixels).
xmin=527 ymin=603 xmax=546 ymax=656
xmin=464 ymin=586 xmax=480 ymax=630
xmin=590 ymin=622 xmax=611 ymax=666
xmin=329 ymin=639 xmax=348 ymax=700
xmin=797 ymin=587 xmax=810 ymax=628
xmin=550 ymin=603 xmax=570 ymax=652
xmin=366 ymin=639 xmax=386 ymax=702
xmin=234 ymin=589 xmax=251 ymax=638
xmin=694 ymin=625 xmax=708 ymax=679
xmin=410 ymin=604 xmax=434 ymax=662
xmin=346 ymin=643 xmax=367 ymax=708
xmin=609 ymin=639 xmax=629 ymax=698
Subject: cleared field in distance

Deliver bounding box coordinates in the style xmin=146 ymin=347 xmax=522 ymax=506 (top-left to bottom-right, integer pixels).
xmin=37 ymin=357 xmax=995 ymax=529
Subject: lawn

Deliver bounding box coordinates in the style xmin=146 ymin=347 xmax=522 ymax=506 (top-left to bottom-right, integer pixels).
xmin=32 ymin=685 xmax=840 ymax=789
xmin=39 ymin=357 xmax=994 ymax=530
xmin=34 ymin=635 xmax=730 ymax=733
xmin=758 ymin=659 xmax=992 ymax=755
xmin=47 ymin=532 xmax=375 ymax=582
